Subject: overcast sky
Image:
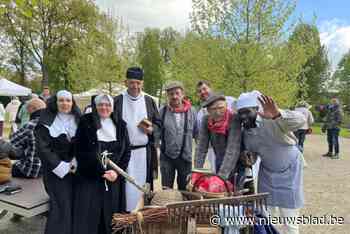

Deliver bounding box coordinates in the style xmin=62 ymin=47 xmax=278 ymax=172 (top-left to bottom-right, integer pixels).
xmin=95 ymin=0 xmax=350 ymax=71
xmin=95 ymin=0 xmax=192 ymax=33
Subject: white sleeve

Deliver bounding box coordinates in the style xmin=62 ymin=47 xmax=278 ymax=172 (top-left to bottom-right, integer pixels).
xmin=52 ymin=161 xmax=71 ymax=178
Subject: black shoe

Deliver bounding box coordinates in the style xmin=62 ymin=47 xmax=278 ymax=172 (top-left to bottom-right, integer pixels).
xmin=331 ymin=154 xmax=339 ymax=159
xmin=322 ymin=152 xmax=333 ymax=157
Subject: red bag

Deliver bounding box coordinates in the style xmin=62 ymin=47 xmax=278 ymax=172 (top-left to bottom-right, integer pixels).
xmin=191 ymin=172 xmax=233 ymax=194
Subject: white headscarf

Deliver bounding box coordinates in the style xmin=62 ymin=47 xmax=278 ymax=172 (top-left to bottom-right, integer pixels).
xmin=45 ymin=90 xmax=77 ymax=140
xmin=236 ymin=90 xmax=262 ymax=110
xmin=94 ymin=94 xmax=116 ymax=142
xmin=56 ymin=90 xmax=72 ymax=100
xmin=94 ymin=94 xmax=114 ymax=110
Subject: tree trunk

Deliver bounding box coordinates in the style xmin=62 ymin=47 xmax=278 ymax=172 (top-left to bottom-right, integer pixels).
xmin=41 ymin=63 xmax=49 ymax=88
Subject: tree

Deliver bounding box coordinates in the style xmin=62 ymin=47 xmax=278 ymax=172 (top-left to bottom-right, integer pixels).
xmin=333 ymin=51 xmax=350 ymax=111
xmin=66 ymin=14 xmax=123 ymax=92
xmin=289 ymin=23 xmax=330 ymax=104
xmin=0 ymin=0 xmax=100 ymax=88
xmin=189 ymin=0 xmax=311 ymax=107
xmin=137 ymin=28 xmax=163 ymax=98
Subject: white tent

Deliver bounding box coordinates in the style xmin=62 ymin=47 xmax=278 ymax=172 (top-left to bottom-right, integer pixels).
xmin=0 ymin=77 xmax=32 ymax=96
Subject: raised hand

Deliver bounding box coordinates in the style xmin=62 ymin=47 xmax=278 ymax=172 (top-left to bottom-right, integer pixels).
xmin=257 ymin=95 xmax=281 ymax=119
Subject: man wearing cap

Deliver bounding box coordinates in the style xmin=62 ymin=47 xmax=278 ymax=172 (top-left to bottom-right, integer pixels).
xmin=194 ymin=93 xmax=241 ymax=180
xmin=114 ymin=67 xmax=161 ymax=212
xmin=294 ymin=101 xmax=314 ymax=152
xmin=196 ymin=80 xmax=236 ymax=173
xmin=158 ymin=81 xmax=197 ymax=190
xmin=236 ymin=91 xmax=306 ymax=234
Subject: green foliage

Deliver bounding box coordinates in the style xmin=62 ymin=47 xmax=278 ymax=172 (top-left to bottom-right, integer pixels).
xmin=333 ymin=51 xmax=350 ymax=112
xmin=67 ymin=14 xmax=122 ymax=92
xmin=137 ymin=28 xmax=163 ymax=97
xmin=165 ymin=0 xmax=313 ymax=107
xmin=289 ymin=23 xmax=330 ymax=104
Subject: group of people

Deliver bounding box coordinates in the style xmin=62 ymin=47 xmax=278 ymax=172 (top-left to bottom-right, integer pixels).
xmin=0 ymin=66 xmax=344 ymax=234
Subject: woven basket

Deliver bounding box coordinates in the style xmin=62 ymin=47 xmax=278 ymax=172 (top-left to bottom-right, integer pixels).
xmin=150 ymin=189 xmax=184 ymax=206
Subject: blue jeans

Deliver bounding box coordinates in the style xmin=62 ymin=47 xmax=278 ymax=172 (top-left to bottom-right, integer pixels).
xmin=327 ymin=128 xmax=340 ymax=154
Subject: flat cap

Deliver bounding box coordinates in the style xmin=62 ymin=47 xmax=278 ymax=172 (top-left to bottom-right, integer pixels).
xmin=164 ymin=81 xmax=184 ymax=92
xmin=201 ymin=93 xmax=226 ymax=108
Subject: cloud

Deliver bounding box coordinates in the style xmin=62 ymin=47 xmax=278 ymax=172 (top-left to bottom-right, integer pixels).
xmin=319 ymin=19 xmax=350 ymax=71
xmin=95 ymin=0 xmax=192 ymax=33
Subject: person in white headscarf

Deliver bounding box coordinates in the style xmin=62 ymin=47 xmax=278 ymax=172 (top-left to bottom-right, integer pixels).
xmin=236 ymin=91 xmax=306 ymax=234
xmin=73 ymin=94 xmax=130 ymax=234
xmin=35 ymin=90 xmax=81 ymax=234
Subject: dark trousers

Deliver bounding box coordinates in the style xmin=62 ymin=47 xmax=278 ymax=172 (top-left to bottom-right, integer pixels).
xmin=160 ymin=155 xmax=192 ymax=190
xmin=294 ymin=129 xmax=307 ymax=152
xmin=327 ymin=128 xmax=340 ymax=154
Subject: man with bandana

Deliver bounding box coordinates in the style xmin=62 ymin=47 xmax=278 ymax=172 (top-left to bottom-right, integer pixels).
xmin=195 ymin=81 xmax=236 ymax=173
xmin=194 ymin=93 xmax=241 ymax=181
xmin=113 ymin=67 xmax=161 ymax=212
xmin=236 ymin=91 xmax=306 ymax=234
xmin=158 ymin=81 xmax=197 ymax=190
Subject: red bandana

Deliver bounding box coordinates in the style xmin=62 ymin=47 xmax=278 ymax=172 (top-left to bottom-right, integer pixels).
xmin=170 ymin=99 xmax=192 ymax=113
xmin=208 ymin=109 xmax=233 ymax=135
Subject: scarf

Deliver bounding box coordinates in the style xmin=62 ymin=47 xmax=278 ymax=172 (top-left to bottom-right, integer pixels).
xmin=207 ymin=109 xmax=233 ymax=135
xmin=169 ymin=98 xmax=192 ymax=113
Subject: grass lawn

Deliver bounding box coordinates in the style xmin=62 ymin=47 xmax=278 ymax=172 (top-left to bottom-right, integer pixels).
xmin=312 ymin=123 xmax=350 ymax=138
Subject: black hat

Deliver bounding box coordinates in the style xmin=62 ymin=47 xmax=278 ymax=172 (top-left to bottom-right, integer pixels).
xmin=201 ymin=93 xmax=226 ymax=108
xmin=126 ymin=67 xmax=144 ymax=80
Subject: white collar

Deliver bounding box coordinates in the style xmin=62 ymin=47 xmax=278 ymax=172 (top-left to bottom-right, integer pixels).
xmin=45 ymin=113 xmax=77 ymax=141
xmin=123 ymin=90 xmax=143 ymax=101
xmin=97 ymin=118 xmax=117 ymax=142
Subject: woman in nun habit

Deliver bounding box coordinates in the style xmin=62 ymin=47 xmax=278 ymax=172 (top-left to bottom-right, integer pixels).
xmin=35 ymin=90 xmax=81 ymax=234
xmin=73 ymin=94 xmax=131 ymax=234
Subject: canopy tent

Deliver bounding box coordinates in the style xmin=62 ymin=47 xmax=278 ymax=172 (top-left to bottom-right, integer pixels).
xmin=0 ymin=77 xmax=32 ymax=96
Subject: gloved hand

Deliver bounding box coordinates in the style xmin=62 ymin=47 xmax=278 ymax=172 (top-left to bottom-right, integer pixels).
xmin=321 ymin=125 xmax=327 ymax=133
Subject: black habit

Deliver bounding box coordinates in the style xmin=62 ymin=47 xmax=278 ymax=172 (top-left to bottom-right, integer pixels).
xmin=35 ymin=96 xmax=81 ymax=234
xmin=72 ymin=112 xmax=131 ymax=234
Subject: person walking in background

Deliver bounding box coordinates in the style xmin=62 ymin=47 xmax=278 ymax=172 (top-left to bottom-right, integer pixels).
xmin=0 ymin=102 xmax=5 ymax=138
xmin=322 ymin=97 xmax=343 ymax=159
xmin=294 ymin=101 xmax=314 ymax=152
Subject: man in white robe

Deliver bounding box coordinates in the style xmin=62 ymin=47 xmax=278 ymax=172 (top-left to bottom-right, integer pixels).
xmin=114 ymin=67 xmax=161 ymax=212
